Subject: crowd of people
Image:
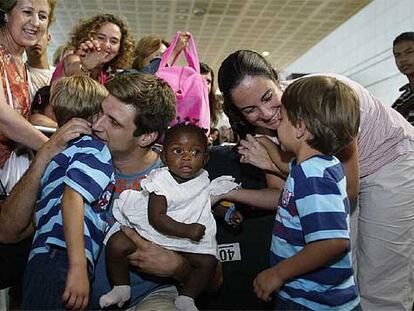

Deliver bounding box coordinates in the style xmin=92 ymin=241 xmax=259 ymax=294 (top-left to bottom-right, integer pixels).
xmin=1 ymin=0 xmax=414 ymax=310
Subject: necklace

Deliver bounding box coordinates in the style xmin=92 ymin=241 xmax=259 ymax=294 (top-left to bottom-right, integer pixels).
xmin=3 ymin=48 xmax=27 ymax=83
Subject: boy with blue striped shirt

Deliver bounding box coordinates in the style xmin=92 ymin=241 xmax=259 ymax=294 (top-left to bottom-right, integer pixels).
xmin=253 ymin=76 xmax=361 ymax=310
xmin=22 ymin=76 xmax=115 ymax=310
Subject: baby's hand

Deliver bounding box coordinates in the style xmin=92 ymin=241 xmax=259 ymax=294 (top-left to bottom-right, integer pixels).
xmin=187 ymin=223 xmax=206 ymax=242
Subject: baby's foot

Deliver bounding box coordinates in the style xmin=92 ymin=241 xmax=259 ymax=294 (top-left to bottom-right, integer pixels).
xmin=99 ymin=285 xmax=131 ymax=308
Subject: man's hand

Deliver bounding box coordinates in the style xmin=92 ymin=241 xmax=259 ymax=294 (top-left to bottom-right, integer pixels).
xmin=62 ymin=265 xmax=90 ymax=310
xmin=253 ymin=266 xmax=285 ymax=302
xmin=122 ymin=227 xmax=190 ymax=282
xmin=37 ymin=118 xmax=91 ymax=165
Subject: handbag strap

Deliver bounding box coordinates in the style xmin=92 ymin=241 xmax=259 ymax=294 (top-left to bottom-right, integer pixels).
xmin=159 ymin=32 xmax=200 ymax=73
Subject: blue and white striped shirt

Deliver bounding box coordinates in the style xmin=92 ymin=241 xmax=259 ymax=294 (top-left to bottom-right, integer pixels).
xmin=270 ymin=155 xmax=359 ymax=310
xmin=30 ymin=135 xmax=115 ymax=268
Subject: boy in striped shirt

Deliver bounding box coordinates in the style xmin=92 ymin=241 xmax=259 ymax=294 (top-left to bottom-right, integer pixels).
xmin=253 ymin=76 xmax=361 ymax=310
xmin=22 ymin=76 xmax=115 ymax=310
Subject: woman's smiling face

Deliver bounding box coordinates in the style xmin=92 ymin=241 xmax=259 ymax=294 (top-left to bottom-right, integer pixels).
xmin=6 ymin=0 xmax=50 ymax=48
xmin=230 ymin=75 xmax=283 ymax=131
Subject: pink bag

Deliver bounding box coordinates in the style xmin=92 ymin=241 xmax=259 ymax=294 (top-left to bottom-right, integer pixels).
xmin=156 ymin=32 xmax=210 ymax=132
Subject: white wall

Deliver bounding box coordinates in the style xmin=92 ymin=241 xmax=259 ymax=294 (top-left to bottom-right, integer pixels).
xmin=285 ymin=0 xmax=414 ymax=106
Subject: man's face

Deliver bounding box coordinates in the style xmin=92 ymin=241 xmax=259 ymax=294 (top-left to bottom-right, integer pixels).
xmin=92 ymin=95 xmax=138 ymax=157
xmin=393 ymin=40 xmax=414 ymax=76
xmin=26 ymin=31 xmax=50 ymax=60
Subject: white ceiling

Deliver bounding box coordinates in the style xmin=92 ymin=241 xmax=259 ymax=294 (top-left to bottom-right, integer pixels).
xmin=49 ymin=0 xmax=371 ymax=74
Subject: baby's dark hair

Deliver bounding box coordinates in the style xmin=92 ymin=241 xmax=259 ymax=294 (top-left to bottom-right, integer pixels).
xmin=31 ymin=85 xmax=51 ymax=114
xmin=163 ymin=123 xmax=208 ymax=152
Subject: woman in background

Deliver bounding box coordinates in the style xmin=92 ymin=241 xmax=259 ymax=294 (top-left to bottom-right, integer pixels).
xmin=0 ymin=0 xmax=56 ymax=191
xmin=52 ymin=13 xmax=134 ymax=84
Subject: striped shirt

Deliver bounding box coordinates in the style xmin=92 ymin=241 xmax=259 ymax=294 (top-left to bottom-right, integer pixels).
xmin=392 ymin=83 xmax=414 ymax=126
xmin=30 ymin=135 xmax=115 ymax=268
xmin=270 ymin=155 xmax=359 ymax=310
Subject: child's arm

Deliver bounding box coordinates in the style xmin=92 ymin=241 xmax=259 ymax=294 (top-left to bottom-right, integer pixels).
xmin=220 ymin=187 xmax=280 ymax=210
xmin=61 ymin=185 xmax=89 ymax=310
xmin=148 ymin=192 xmax=205 ymax=242
xmin=253 ymin=238 xmax=349 ymax=301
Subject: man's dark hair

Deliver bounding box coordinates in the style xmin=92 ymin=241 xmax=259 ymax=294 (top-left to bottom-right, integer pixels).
xmin=393 ymin=32 xmax=414 ymax=47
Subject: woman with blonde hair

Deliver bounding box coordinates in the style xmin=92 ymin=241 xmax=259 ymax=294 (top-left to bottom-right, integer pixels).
xmin=0 ymin=0 xmax=56 ymax=192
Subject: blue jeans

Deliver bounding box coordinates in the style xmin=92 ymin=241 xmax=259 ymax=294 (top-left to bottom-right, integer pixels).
xmin=273 ymin=296 xmax=310 ymax=310
xmin=273 ymin=296 xmax=362 ymax=311
xmin=21 ymin=247 xmax=91 ymax=310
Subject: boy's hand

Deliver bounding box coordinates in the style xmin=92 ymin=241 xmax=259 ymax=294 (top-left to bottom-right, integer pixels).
xmin=186 ymin=223 xmax=206 ymax=241
xmin=62 ymin=265 xmax=89 ymax=310
xmin=253 ymin=267 xmax=284 ymax=302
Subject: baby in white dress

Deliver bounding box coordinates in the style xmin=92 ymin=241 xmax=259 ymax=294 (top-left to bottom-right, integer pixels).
xmin=100 ymin=123 xmax=240 ymax=311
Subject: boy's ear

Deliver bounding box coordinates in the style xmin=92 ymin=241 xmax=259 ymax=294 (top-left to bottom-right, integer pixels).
xmin=295 ymin=119 xmax=307 ymax=139
xmin=137 ymin=132 xmax=158 ymax=148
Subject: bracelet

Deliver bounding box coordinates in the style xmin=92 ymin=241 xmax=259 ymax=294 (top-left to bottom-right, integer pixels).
xmin=224 ymin=204 xmax=236 ymax=225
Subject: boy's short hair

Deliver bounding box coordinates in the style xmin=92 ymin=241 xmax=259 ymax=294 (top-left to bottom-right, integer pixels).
xmin=393 ymin=32 xmax=414 ymax=47
xmin=282 ymin=76 xmax=360 ymax=155
xmin=163 ymin=123 xmax=208 ymax=152
xmin=105 ymin=72 xmax=176 ymax=137
xmin=51 ymin=76 xmax=108 ymax=127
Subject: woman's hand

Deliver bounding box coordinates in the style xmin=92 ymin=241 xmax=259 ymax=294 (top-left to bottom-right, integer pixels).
xmin=76 ymin=39 xmax=109 ymax=71
xmin=171 ymin=31 xmax=191 ymax=62
xmin=238 ymin=134 xmax=277 ymax=172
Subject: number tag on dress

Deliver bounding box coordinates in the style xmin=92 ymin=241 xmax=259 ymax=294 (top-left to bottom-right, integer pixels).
xmin=218 ymin=243 xmax=241 ymax=262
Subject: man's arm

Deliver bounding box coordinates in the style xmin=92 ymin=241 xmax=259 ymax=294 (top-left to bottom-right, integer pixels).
xmin=0 ymin=118 xmax=92 ymax=243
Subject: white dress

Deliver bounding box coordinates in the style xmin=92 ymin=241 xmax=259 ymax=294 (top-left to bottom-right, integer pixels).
xmin=109 ymin=167 xmax=239 ymax=256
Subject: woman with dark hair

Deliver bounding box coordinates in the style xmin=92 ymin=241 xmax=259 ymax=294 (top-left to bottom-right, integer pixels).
xmin=218 ymin=49 xmax=414 ymax=310
xmin=0 ymin=0 xmax=56 ymax=191
xmin=52 ymin=13 xmax=134 ymax=84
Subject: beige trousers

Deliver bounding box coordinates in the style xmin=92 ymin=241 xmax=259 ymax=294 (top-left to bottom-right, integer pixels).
xmin=356 ymin=148 xmax=414 ymax=310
